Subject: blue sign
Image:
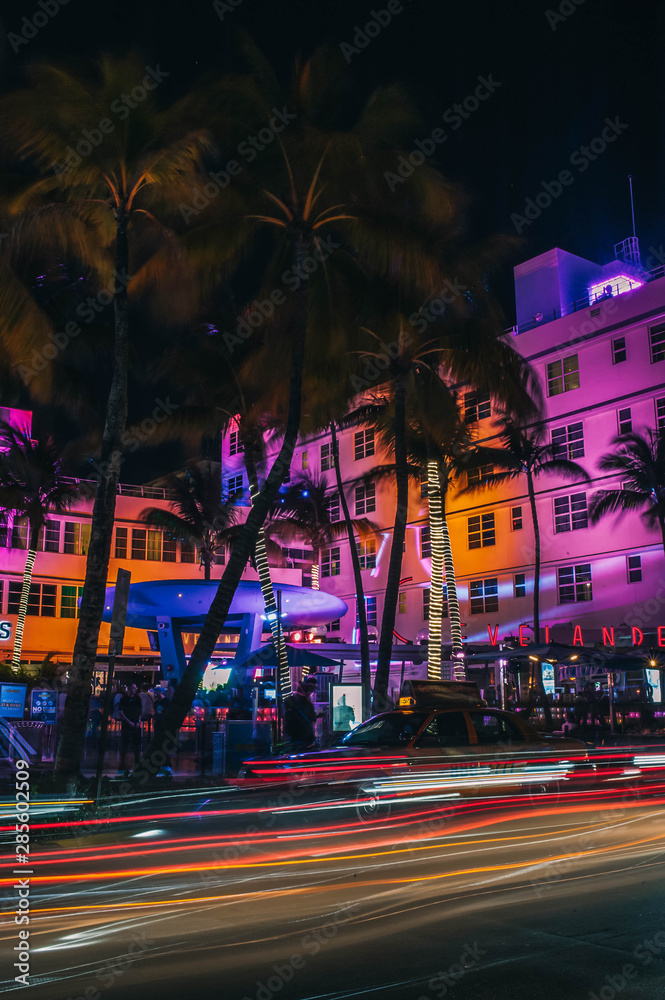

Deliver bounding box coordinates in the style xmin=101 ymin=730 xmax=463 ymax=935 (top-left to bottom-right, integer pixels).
xmin=31 ymin=689 xmax=57 ymax=724
xmin=0 ymin=621 xmax=12 ymax=642
xmin=0 ymin=684 xmax=27 ymax=719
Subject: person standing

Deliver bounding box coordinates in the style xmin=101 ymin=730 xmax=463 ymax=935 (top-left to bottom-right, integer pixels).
xmin=140 ymin=684 xmax=155 ymax=736
xmin=118 ymin=683 xmax=142 ymax=776
xmin=283 ymin=676 xmax=320 ymax=749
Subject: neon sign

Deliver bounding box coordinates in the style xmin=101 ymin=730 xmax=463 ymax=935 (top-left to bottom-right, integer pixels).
xmin=485 ymin=624 xmax=664 ymax=647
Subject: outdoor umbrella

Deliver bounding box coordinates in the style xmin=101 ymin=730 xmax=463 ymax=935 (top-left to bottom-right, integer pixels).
xmin=233 ymin=643 xmax=339 ymax=669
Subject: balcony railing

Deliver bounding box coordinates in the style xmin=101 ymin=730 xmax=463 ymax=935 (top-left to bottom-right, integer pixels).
xmin=61 ymin=477 xmax=177 ymax=500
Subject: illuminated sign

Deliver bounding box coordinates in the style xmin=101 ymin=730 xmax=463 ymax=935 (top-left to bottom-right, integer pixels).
xmin=30 ymin=689 xmax=57 ymax=724
xmin=0 ymin=684 xmax=27 ymax=719
xmin=331 ymin=684 xmax=362 ymax=732
xmin=0 ymin=621 xmax=12 ymax=642
xmin=588 ymin=274 xmax=643 ymax=303
xmin=485 ymin=624 xmax=665 ymax=648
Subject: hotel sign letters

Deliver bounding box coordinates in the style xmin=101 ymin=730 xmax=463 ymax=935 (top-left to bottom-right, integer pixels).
xmin=486 ymin=624 xmax=664 ymax=647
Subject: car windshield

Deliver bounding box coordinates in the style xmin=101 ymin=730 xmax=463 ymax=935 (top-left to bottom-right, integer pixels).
xmin=338 ymin=712 xmax=428 ymax=747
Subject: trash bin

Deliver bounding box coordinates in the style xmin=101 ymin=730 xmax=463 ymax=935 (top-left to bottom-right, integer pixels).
xmin=12 ymin=721 xmax=45 ymax=763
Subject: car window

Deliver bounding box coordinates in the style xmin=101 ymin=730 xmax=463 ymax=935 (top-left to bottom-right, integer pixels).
xmin=414 ymin=712 xmax=470 ymax=748
xmin=339 ymin=712 xmax=428 ymax=747
xmin=467 ymin=711 xmax=526 ymax=745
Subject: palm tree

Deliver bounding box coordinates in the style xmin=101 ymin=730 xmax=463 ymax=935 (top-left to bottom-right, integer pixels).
xmin=128 ymin=45 xmax=447 ymax=780
xmin=465 ymin=417 xmax=590 ymax=727
xmin=0 ymin=56 xmax=213 ymax=778
xmin=140 ymin=461 xmax=237 ymax=580
xmin=270 ymin=472 xmax=376 ymax=588
xmin=0 ymin=422 xmax=82 ymax=669
xmin=589 ymin=429 xmax=665 ymax=553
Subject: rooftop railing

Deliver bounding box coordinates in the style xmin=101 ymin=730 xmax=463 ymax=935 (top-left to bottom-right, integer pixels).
xmin=61 ymin=477 xmax=177 ymax=500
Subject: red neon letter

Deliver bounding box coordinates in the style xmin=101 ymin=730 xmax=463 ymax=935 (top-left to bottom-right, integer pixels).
xmin=602 ymin=626 xmax=615 ymax=647
xmin=544 ymin=625 xmax=550 ymax=643
xmin=519 ymin=625 xmax=529 ymax=647
xmin=632 ymin=627 xmax=644 ymax=646
xmin=659 ymin=626 xmax=665 ymax=648
xmin=487 ymin=625 xmax=499 ymax=646
xmin=573 ymin=625 xmax=583 ymax=646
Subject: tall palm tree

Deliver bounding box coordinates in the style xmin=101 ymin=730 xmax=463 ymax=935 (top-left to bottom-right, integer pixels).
xmin=589 ymin=429 xmax=665 ymax=554
xmin=465 ymin=417 xmax=590 ymax=727
xmin=129 ymin=45 xmax=447 ymax=780
xmin=0 ymin=55 xmax=212 ymax=778
xmin=270 ymin=473 xmax=376 ymax=590
xmin=140 ymin=461 xmax=237 ymax=580
xmin=0 ymin=422 xmax=82 ymax=669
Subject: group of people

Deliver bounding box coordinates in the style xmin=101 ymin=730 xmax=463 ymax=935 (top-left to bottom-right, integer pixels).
xmin=88 ymin=680 xmax=177 ymax=777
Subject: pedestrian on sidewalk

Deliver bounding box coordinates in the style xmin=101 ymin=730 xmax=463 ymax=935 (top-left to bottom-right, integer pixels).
xmin=118 ymin=683 xmax=142 ymax=777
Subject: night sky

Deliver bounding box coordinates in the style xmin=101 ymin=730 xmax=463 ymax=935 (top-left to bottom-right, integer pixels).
xmin=1 ymin=0 xmax=663 ymax=475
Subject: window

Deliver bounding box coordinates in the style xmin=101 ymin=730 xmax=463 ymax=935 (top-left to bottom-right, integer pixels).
xmin=422 ymin=587 xmax=430 ymax=620
xmin=129 ymin=528 xmax=146 ymax=560
xmin=61 ymin=585 xmax=84 ymax=618
xmin=355 ymin=483 xmax=375 ymax=515
xmin=554 ymin=492 xmax=588 ymax=533
xmin=415 ymin=712 xmax=469 ymax=748
xmin=627 ymin=554 xmax=642 ymax=584
xmin=612 ymin=337 xmax=627 ymax=364
xmin=114 ymin=526 xmax=128 ymax=559
xmin=354 ymin=429 xmax=375 ymax=460
xmin=617 ymin=407 xmax=632 ymax=435
xmin=547 ymin=354 xmax=580 ymax=396
xmin=511 ymin=506 xmax=523 ymax=531
xmin=514 ymin=572 xmax=526 ymax=598
xmin=656 ymin=398 xmax=665 ymax=431
xmin=63 ymin=521 xmax=90 ymax=555
xmin=558 ymin=563 xmax=592 ymax=603
xmin=464 ymin=390 xmax=491 ymax=423
xmin=162 ymin=535 xmax=177 ymax=562
xmin=227 ymin=474 xmax=243 ymax=495
xmin=147 ymin=529 xmax=162 ymax=561
xmin=649 ymin=322 xmax=665 ymax=363
xmin=398 ymin=591 xmax=407 ymax=614
xmin=470 ymin=578 xmax=499 ymax=614
xmin=39 ymin=520 xmax=60 ymax=553
xmin=468 ymin=512 xmax=495 ymax=549
xmin=11 ymin=517 xmax=28 ymax=550
xmin=321 ymin=547 xmax=341 ymax=578
xmin=229 ymin=430 xmax=243 ymax=455
xmin=328 ymin=618 xmax=341 ymax=632
xmin=467 ymin=464 xmax=494 ymax=487
xmin=357 ymin=595 xmax=377 ymax=627
xmin=327 ymin=493 xmax=340 ymax=522
xmin=420 ymin=525 xmax=431 ymax=558
xmin=8 ymin=581 xmax=56 ymax=617
xmin=468 ymin=711 xmax=526 ymax=745
xmin=552 ymin=421 xmax=584 ymax=459
xmin=180 ymin=538 xmax=196 ymax=563
xmin=356 ymin=539 xmax=376 ymax=570
xmin=420 ymin=473 xmax=428 ymax=499
xmin=321 ymin=443 xmax=331 ymax=472
xmin=301 ymin=450 xmax=308 ymax=470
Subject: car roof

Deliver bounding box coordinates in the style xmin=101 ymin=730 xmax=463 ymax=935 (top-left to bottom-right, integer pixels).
xmin=399 ymin=679 xmax=486 ymax=710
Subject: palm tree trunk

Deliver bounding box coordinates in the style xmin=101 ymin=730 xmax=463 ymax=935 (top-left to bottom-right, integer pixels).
xmin=526 ymin=468 xmax=552 ymax=729
xmin=11 ymin=523 xmax=40 ymax=670
xmin=439 ymin=465 xmax=464 ymax=679
xmin=128 ymin=240 xmax=309 ymax=782
xmin=244 ymin=444 xmax=291 ymax=698
xmin=331 ymin=422 xmax=371 ymax=721
xmin=55 ymin=211 xmax=130 ymax=779
xmin=426 ymin=458 xmax=444 ymax=680
xmin=374 ymin=371 xmax=408 ymax=711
